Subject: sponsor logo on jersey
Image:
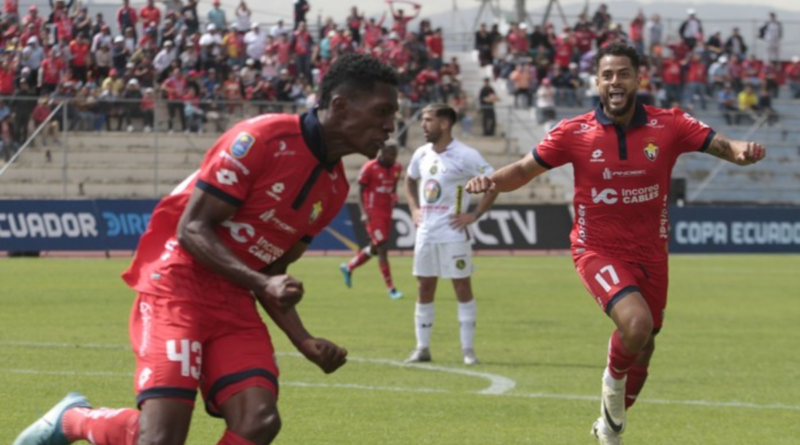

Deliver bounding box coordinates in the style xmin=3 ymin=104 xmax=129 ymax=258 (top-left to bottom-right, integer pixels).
xmin=573 ymin=123 xmax=596 ymax=134
xmin=647 ymin=119 xmax=665 ymax=129
xmin=216 ymin=169 xmax=238 ymax=186
xmin=591 ymin=149 xmax=606 ymax=163
xmin=423 ymin=179 xmax=442 ymax=203
xmin=219 ymin=152 xmax=251 ymax=175
xmin=221 ymin=220 xmax=255 ymax=243
xmin=230 ymin=132 xmax=255 ymax=158
xmin=592 ymin=185 xmax=660 ymax=205
xmin=259 ymin=209 xmax=298 ymax=234
xmin=249 ymin=236 xmax=286 ymax=263
xmin=309 ymin=201 xmax=323 ymax=224
xmin=592 ymin=188 xmax=619 ymax=204
xmin=266 ymin=182 xmax=284 ymax=200
xmin=603 ymin=168 xmax=647 ymax=180
xmin=644 ymin=143 xmax=659 ymax=161
xmin=273 ymin=140 xmax=296 ymax=157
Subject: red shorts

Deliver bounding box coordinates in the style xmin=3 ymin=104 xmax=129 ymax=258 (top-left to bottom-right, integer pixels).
xmin=573 ymin=250 xmax=669 ymax=331
xmin=129 ymin=293 xmax=279 ymax=417
xmin=366 ymin=214 xmax=392 ymax=245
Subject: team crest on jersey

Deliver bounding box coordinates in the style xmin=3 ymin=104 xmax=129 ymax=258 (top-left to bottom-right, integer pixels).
xmin=429 ymin=164 xmax=438 ymax=175
xmin=644 ymin=143 xmax=659 ymax=162
xmin=423 ymin=179 xmax=442 ymax=203
xmin=230 ymin=132 xmax=255 ymax=158
xmin=309 ymin=201 xmax=323 ymax=224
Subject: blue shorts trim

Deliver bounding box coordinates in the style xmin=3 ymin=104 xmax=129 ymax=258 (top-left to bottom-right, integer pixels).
xmin=605 ymin=285 xmax=640 ymax=316
xmin=204 ymin=368 xmax=280 ymax=418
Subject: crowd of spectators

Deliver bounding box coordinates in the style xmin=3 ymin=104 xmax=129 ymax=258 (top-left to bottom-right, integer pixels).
xmin=481 ymin=5 xmax=796 ymax=129
xmin=1 ymin=0 xmax=465 ymax=161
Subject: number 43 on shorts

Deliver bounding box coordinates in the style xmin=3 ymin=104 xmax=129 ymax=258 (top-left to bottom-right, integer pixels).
xmin=167 ymin=339 xmax=202 ymax=379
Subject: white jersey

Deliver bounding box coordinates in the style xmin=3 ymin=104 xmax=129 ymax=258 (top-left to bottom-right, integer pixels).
xmin=407 ymin=139 xmax=494 ymax=244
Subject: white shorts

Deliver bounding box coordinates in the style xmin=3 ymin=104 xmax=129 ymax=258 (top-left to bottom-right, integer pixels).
xmin=413 ymin=241 xmax=473 ymax=279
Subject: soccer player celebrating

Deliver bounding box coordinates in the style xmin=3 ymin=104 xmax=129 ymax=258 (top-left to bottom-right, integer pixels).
xmin=340 ymin=140 xmax=405 ymax=299
xmin=13 ymin=54 xmax=399 ymax=445
xmin=466 ymin=42 xmax=766 ymax=444
xmin=404 ymin=103 xmax=498 ymax=366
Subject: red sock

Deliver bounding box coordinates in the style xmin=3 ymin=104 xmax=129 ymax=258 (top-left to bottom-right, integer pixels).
xmin=607 ymin=330 xmax=638 ymax=379
xmin=624 ymin=363 xmax=649 ymax=409
xmin=217 ymin=429 xmax=258 ymax=445
xmin=347 ymin=249 xmax=371 ymax=271
xmin=379 ymin=260 xmax=394 ymax=290
xmin=62 ymin=407 xmax=139 ymax=445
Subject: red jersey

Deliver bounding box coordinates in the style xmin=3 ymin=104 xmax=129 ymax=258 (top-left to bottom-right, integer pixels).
xmin=358 ymin=159 xmax=402 ymax=216
xmin=122 ymin=112 xmax=349 ymax=301
xmin=685 ymin=60 xmax=707 ymax=83
xmin=533 ymin=103 xmax=715 ymax=262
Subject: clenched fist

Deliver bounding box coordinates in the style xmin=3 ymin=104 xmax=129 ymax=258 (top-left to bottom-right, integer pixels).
xmin=465 ymin=176 xmax=496 ymax=194
xmin=257 ymin=274 xmax=304 ymax=312
xmin=299 ymin=338 xmax=348 ymax=374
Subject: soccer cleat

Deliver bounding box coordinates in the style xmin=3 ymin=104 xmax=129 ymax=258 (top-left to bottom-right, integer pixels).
xmin=13 ymin=392 xmax=92 ymax=445
xmin=388 ymin=288 xmax=404 ymax=300
xmin=592 ymin=417 xmax=623 ymax=445
xmin=601 ymin=368 xmax=627 ymax=435
xmin=339 ymin=263 xmax=352 ymax=288
xmin=404 ymin=347 xmax=431 ymax=363
xmin=462 ymin=348 xmax=479 ymax=366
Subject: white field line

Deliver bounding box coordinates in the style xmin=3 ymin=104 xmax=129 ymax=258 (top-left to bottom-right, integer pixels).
xmin=3 ymin=341 xmax=799 ymax=412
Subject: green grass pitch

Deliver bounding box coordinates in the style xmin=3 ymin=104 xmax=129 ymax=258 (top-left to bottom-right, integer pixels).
xmin=2 ymin=254 xmax=799 ymax=444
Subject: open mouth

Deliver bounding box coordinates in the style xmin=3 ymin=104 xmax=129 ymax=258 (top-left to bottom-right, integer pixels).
xmin=609 ymin=91 xmax=625 ymax=105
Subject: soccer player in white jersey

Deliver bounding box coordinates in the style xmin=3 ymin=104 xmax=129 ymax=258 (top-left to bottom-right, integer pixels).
xmin=404 ymin=103 xmax=499 ymax=365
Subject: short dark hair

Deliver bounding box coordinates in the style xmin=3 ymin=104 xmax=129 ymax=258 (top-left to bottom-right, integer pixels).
xmin=422 ymin=103 xmax=457 ymax=126
xmin=318 ymin=53 xmax=398 ymax=110
xmin=594 ymin=42 xmax=641 ymax=72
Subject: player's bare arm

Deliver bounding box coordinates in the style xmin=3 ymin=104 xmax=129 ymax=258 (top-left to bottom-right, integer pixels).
xmin=177 ymin=188 xmax=303 ymax=310
xmin=465 ymin=152 xmax=547 ymax=194
xmin=705 ymin=134 xmax=767 ymax=166
xmin=405 ymin=175 xmax=421 ymax=226
xmin=450 ymin=188 xmax=499 ymax=230
xmin=259 ymin=242 xmax=348 ymax=374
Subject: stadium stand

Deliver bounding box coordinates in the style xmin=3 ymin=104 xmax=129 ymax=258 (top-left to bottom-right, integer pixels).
xmin=0 ymin=2 xmax=797 ymax=205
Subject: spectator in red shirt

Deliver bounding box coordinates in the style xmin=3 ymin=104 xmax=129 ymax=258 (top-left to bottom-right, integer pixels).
xmin=425 ymin=28 xmax=444 ymax=71
xmin=23 ymin=5 xmax=43 ymax=30
xmin=363 ymin=13 xmax=386 ymax=49
xmin=160 ymin=66 xmax=186 ymax=132
xmin=69 ymin=34 xmax=91 ymax=82
xmin=0 ymin=58 xmax=16 ymax=96
xmin=682 ymin=52 xmax=707 ymax=110
xmin=347 ymin=6 xmax=364 ymax=46
xmin=785 ymin=56 xmax=800 ymax=99
xmin=553 ymin=30 xmax=574 ymax=69
xmin=629 ymin=11 xmax=645 ymax=54
xmin=292 ymin=21 xmax=313 ymax=83
xmin=117 ymin=0 xmax=138 ymax=39
xmin=661 ymin=54 xmax=683 ymax=106
xmin=139 ymin=0 xmax=161 ymax=29
xmin=39 ymin=49 xmax=66 ymax=93
xmin=507 ymin=24 xmax=529 ymax=58
xmin=275 ymin=33 xmax=292 ymax=72
xmin=389 ymin=1 xmax=421 ymax=40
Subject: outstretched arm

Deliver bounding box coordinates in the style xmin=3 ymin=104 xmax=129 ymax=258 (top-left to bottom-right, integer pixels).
xmin=465 ymin=152 xmax=548 ymax=194
xmin=704 ymin=133 xmax=766 ymax=166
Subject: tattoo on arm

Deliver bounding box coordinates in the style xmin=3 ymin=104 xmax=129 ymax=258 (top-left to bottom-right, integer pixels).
xmin=707 ymin=136 xmax=734 ymax=161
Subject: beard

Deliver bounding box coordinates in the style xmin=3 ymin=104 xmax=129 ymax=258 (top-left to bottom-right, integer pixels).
xmin=424 ymin=130 xmax=441 ymax=144
xmin=602 ymin=91 xmax=636 ymax=117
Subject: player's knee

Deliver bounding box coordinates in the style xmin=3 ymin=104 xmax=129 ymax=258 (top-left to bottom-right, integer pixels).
xmin=621 ymin=316 xmax=653 ymax=352
xmin=231 ymin=403 xmax=282 ymax=443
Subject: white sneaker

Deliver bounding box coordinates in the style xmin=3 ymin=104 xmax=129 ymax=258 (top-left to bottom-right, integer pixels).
xmin=404 ymin=347 xmax=431 ymax=363
xmin=462 ymin=348 xmax=479 ymax=366
xmin=591 ymin=417 xmax=623 ymax=445
xmin=601 ymin=368 xmax=627 ymax=435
